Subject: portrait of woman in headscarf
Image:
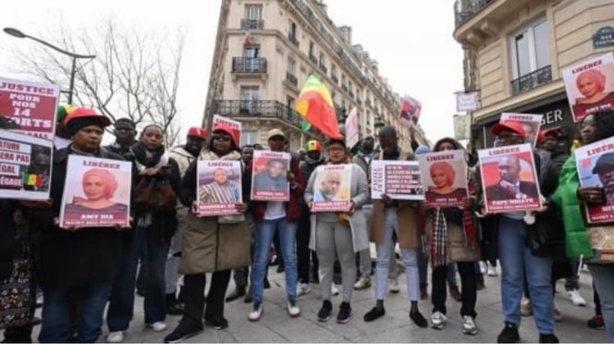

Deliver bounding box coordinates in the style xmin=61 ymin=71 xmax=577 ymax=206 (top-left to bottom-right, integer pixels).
xmin=64 ymin=168 xmax=128 ymax=217
xmin=424 ymin=161 xmax=467 ymax=203
xmin=572 ymin=69 xmax=614 ymax=118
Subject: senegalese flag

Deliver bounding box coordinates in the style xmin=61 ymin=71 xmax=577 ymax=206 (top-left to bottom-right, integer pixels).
xmin=22 ymin=172 xmax=43 ymax=187
xmin=295 ymin=75 xmax=343 ymax=139
xmin=301 ymin=119 xmax=311 ymax=132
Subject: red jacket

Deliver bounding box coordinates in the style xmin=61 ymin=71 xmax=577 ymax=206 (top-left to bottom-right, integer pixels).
xmin=249 ymin=154 xmax=305 ymax=222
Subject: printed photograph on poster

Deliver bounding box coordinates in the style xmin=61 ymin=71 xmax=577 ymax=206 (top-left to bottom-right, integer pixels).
xmin=453 ymin=114 xmax=471 ymax=141
xmin=575 ymin=136 xmax=614 ymax=224
xmin=345 ymin=108 xmax=359 ymax=149
xmin=399 ymin=95 xmax=421 ymax=128
xmin=562 ymin=53 xmax=614 ymax=123
xmin=371 ymin=160 xmax=424 ymax=200
xmin=60 ymin=155 xmax=132 ymax=228
xmin=197 ymin=160 xmax=242 ymax=217
xmin=478 ymin=143 xmax=542 ymax=213
xmin=311 ymin=164 xmax=353 ymax=212
xmin=251 ymin=150 xmax=291 ymax=201
xmin=417 ymin=150 xmax=468 ymax=207
xmin=0 ymin=129 xmax=53 ymax=200
xmin=212 ymin=114 xmax=241 ymax=147
xmin=499 ymin=113 xmax=543 ymax=147
xmin=0 ymin=77 xmax=60 ymax=141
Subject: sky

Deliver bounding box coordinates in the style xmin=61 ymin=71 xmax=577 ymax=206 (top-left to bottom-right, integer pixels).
xmin=0 ymin=0 xmax=464 ymax=144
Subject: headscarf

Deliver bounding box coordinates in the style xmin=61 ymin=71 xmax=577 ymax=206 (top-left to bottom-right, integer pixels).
xmin=82 ymin=168 xmax=118 ymax=200
xmin=576 ymin=69 xmax=606 ymax=93
xmin=430 ymin=162 xmax=455 ymax=187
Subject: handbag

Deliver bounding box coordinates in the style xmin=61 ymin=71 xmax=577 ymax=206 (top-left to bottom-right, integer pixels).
xmin=0 ymin=259 xmax=32 ymax=328
xmin=134 ymin=176 xmax=177 ymax=213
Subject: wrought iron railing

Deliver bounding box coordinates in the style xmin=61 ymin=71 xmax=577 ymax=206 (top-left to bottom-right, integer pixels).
xmin=331 ymin=74 xmax=338 ymax=83
xmin=341 ymin=84 xmax=348 ymax=92
xmin=454 ymin=0 xmax=495 ymax=28
xmin=232 ymin=57 xmax=267 ymax=74
xmin=511 ymin=65 xmax=552 ymax=96
xmin=288 ymin=34 xmax=299 ymax=47
xmin=212 ymin=100 xmax=303 ymax=127
xmin=309 ymin=54 xmax=318 ymax=65
xmin=286 ymin=72 xmax=298 ymax=86
xmin=319 ymin=63 xmax=328 ymax=74
xmin=241 ymin=19 xmax=264 ymax=30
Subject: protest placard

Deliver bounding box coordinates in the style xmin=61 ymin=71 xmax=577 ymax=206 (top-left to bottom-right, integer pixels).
xmin=213 ymin=114 xmax=241 ymax=146
xmin=562 ymin=52 xmax=614 ymax=123
xmin=60 ymin=155 xmax=132 ymax=228
xmin=500 ymin=113 xmax=544 ymax=147
xmin=478 ymin=143 xmax=542 ymax=213
xmin=197 ymin=160 xmax=242 ymax=216
xmin=251 ymin=150 xmax=291 ymax=201
xmin=0 ymin=129 xmax=53 ymax=200
xmin=311 ymin=164 xmax=352 ymax=212
xmin=0 ymin=77 xmax=60 ymax=141
xmin=371 ymin=160 xmax=424 ymax=200
xmin=575 ymin=136 xmax=614 ymax=224
xmin=399 ymin=95 xmax=421 ymax=129
xmin=417 ymin=150 xmax=468 ymax=207
xmin=345 ymin=108 xmax=359 ymax=149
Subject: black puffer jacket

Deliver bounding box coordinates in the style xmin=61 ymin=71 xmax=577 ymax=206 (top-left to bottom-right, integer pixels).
xmin=0 ymin=200 xmax=17 ymax=281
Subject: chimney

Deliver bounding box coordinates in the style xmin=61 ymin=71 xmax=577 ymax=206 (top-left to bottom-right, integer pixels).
xmin=338 ymin=25 xmax=352 ymax=45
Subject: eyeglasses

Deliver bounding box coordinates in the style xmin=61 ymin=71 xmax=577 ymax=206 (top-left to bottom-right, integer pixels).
xmin=213 ymin=135 xmax=232 ymax=142
xmin=496 ymin=133 xmax=521 ymax=141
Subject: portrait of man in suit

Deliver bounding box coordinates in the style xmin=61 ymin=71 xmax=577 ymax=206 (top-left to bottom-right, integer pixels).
xmin=485 ymin=155 xmax=538 ymax=201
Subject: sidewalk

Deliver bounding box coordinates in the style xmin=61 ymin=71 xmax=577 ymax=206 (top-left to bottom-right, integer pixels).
xmin=90 ymin=265 xmax=607 ymax=343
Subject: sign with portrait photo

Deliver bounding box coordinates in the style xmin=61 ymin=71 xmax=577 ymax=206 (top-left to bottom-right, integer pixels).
xmin=311 ymin=164 xmax=353 ymax=212
xmin=345 ymin=108 xmax=359 ymax=149
xmin=478 ymin=143 xmax=542 ymax=213
xmin=562 ymin=52 xmax=614 ymax=123
xmin=0 ymin=129 xmax=53 ymax=200
xmin=59 ymin=155 xmax=132 ymax=228
xmin=197 ymin=160 xmax=242 ymax=217
xmin=417 ymin=150 xmax=468 ymax=207
xmin=500 ymin=113 xmax=543 ymax=147
xmin=399 ymin=95 xmax=421 ymax=129
xmin=251 ymin=150 xmax=291 ymax=201
xmin=0 ymin=77 xmax=60 ymax=141
xmin=371 ymin=160 xmax=424 ymax=200
xmin=575 ymin=136 xmax=614 ymax=224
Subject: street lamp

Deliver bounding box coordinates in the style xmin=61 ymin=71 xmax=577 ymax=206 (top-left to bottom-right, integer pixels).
xmin=4 ymin=27 xmax=96 ymax=104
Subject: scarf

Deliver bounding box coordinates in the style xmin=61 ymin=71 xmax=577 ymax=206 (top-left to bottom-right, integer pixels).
xmin=131 ymin=142 xmax=169 ymax=171
xmin=199 ymin=149 xmax=242 ymax=162
xmin=430 ymin=167 xmax=478 ymax=268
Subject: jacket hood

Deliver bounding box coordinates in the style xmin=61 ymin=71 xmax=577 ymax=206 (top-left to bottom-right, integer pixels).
xmin=170 ymin=145 xmax=194 ymax=158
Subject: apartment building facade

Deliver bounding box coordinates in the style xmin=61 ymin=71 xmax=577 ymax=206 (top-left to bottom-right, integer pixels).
xmin=202 ymin=0 xmax=428 ymax=151
xmin=453 ymin=0 xmax=614 ymax=148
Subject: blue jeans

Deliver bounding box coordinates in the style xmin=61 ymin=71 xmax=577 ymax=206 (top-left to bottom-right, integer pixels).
xmin=252 ymin=218 xmax=297 ymax=305
xmin=589 ymin=264 xmax=614 ymax=342
xmin=107 ymin=225 xmax=170 ymax=331
xmin=39 ymin=284 xmax=111 ymax=343
xmin=498 ymin=216 xmax=554 ymax=334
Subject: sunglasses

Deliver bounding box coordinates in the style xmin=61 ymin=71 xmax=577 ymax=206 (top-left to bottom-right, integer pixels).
xmin=213 ymin=134 xmax=232 ymax=142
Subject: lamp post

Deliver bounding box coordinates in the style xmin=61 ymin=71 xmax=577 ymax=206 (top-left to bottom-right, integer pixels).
xmin=4 ymin=27 xmax=96 ymax=104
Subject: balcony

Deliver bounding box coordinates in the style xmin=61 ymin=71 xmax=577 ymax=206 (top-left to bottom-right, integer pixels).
xmin=331 ymin=74 xmax=338 ymax=83
xmin=231 ymin=57 xmax=267 ymax=74
xmin=341 ymin=84 xmax=348 ymax=92
xmin=288 ymin=34 xmax=299 ymax=48
xmin=241 ymin=18 xmax=264 ymax=30
xmin=349 ymin=91 xmax=354 ymax=99
xmin=286 ymin=71 xmax=298 ymax=86
xmin=308 ymin=54 xmax=318 ymax=65
xmin=454 ymin=0 xmax=495 ymax=28
xmin=319 ymin=63 xmax=328 ymax=74
xmin=511 ymin=65 xmax=552 ymax=96
xmin=212 ymin=100 xmax=303 ymax=128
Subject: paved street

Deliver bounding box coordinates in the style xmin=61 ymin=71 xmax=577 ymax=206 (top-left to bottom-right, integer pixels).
xmin=24 ymin=260 xmax=608 ymax=343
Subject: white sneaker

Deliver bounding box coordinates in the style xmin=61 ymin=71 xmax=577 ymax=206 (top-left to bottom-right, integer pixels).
xmin=146 ymin=322 xmax=167 ymax=332
xmin=568 ymin=289 xmax=587 ymax=307
xmin=479 ymin=261 xmax=487 ymax=275
xmin=287 ymin=300 xmax=301 ymax=317
xmin=388 ymin=277 xmax=400 ymax=294
xmin=487 ymin=264 xmax=497 ymax=277
xmin=332 ymin=284 xmax=340 ymax=296
xmin=106 ymin=331 xmax=124 ymax=343
xmin=354 ymin=276 xmax=372 ymax=290
xmin=297 ymin=282 xmax=311 ymax=297
xmin=431 ymin=311 xmax=447 ymax=329
xmin=462 ymin=316 xmax=478 ymax=335
xmin=248 ymin=304 xmax=263 ymax=321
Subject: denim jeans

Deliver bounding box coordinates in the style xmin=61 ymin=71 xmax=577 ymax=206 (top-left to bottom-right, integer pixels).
xmin=107 ymin=225 xmax=170 ymax=331
xmin=39 ymin=284 xmax=111 ymax=343
xmin=252 ymin=218 xmax=298 ymax=305
xmin=498 ymin=216 xmax=554 ymax=334
xmin=589 ymin=264 xmax=614 ymax=342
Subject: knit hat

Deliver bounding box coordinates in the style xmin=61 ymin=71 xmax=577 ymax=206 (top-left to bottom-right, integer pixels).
xmin=63 ymin=108 xmax=111 ymax=137
xmin=305 ymin=140 xmax=323 ymax=152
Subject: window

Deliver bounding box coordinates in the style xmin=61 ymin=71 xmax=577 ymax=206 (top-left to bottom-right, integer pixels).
xmin=286 ymin=96 xmax=295 ymax=119
xmin=309 ymin=41 xmax=315 ymax=56
xmin=240 ymin=86 xmax=259 ymax=112
xmin=510 ymin=18 xmax=550 ymax=79
xmin=241 ymin=131 xmax=259 ymax=146
xmin=287 ymin=57 xmax=296 ymax=74
xmin=243 ymin=45 xmax=260 ymax=58
xmin=288 ymin=20 xmax=297 ymax=38
xmin=245 ymin=5 xmax=262 ymax=20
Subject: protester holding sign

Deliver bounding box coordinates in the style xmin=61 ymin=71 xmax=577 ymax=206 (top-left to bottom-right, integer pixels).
xmin=422 ymin=138 xmax=480 ymax=335
xmin=553 ymin=108 xmax=614 ymax=341
xmin=304 ymin=138 xmax=369 ymax=324
xmin=32 ymin=108 xmax=131 ymax=343
xmin=164 ymin=123 xmax=251 ymax=343
xmin=363 ymin=126 xmax=428 ymax=328
xmin=478 ymin=120 xmax=559 ymax=344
